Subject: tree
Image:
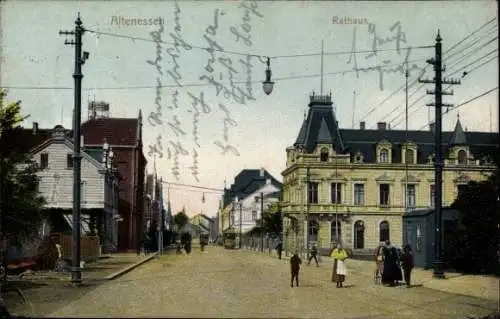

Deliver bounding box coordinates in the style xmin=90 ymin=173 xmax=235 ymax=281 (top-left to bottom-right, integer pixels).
xmin=0 ymin=90 xmax=47 ymax=247
xmin=248 ymin=202 xmax=282 ymax=237
xmin=262 ymin=202 xmax=282 ymax=236
xmin=447 ymin=153 xmax=499 ymax=275
xmin=173 ymin=209 xmax=189 ymax=231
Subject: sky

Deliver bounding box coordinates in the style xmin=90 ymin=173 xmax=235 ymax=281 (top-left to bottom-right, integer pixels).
xmin=1 ymin=0 xmax=498 ymax=218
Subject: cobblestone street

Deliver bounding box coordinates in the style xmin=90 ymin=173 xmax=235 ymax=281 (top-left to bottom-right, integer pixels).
xmin=47 ymin=246 xmax=498 ymax=318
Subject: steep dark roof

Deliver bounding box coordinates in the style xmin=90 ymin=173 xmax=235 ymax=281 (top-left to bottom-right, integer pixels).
xmin=292 ymin=100 xmax=498 ymax=165
xmin=339 ymin=128 xmax=497 ymax=164
xmin=223 ymin=169 xmax=283 ymax=208
xmin=294 ymin=120 xmax=307 ymax=145
xmin=449 ymin=117 xmax=467 ymax=146
xmin=294 ymin=93 xmax=345 ymax=153
xmin=0 ymin=126 xmax=68 ymax=155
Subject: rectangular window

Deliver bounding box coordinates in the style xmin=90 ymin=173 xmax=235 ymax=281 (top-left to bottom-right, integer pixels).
xmin=307 ymin=182 xmax=318 ymax=204
xmin=429 ymin=184 xmax=435 ymax=207
xmin=379 ymin=184 xmax=390 ymax=206
xmin=331 ymin=183 xmax=342 ymax=204
xmin=252 ymin=210 xmax=257 ymax=221
xmin=67 ymin=153 xmax=73 ymax=168
xmin=354 ymin=183 xmax=365 ymax=205
xmin=406 ymin=184 xmax=416 ymax=208
xmin=40 ymin=153 xmax=48 ymax=169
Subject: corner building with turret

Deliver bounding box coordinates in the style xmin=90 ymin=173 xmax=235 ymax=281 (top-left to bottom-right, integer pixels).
xmin=281 ymin=92 xmax=498 ymax=256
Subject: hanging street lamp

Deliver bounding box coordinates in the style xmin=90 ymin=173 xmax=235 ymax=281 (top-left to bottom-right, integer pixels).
xmin=262 ymin=57 xmax=274 ymax=95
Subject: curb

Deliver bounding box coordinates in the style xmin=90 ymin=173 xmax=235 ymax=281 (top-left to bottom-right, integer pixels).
xmin=104 ymin=252 xmax=159 ymax=280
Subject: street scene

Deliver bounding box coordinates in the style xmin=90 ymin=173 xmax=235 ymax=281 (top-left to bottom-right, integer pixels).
xmin=41 ymin=245 xmax=499 ymax=318
xmin=0 ymin=1 xmax=499 ymax=318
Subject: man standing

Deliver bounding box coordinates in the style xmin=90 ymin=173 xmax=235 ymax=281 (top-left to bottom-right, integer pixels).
xmin=308 ymin=245 xmax=319 ymax=266
xmin=400 ymin=244 xmax=414 ymax=288
xmin=276 ymin=240 xmax=283 ymax=260
xmin=290 ymin=252 xmax=302 ymax=287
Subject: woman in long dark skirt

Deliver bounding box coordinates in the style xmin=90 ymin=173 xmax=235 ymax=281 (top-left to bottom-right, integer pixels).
xmin=381 ymin=240 xmax=400 ymax=286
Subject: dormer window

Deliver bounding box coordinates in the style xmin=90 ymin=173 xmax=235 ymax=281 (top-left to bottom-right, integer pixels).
xmin=353 ymin=151 xmax=364 ymax=163
xmin=320 ymin=148 xmax=328 ymax=162
xmin=457 ymin=150 xmax=467 ymax=165
xmin=428 ymin=154 xmax=435 ymax=164
xmin=405 ymin=149 xmax=415 ymax=164
xmin=379 ymin=149 xmax=389 ymax=163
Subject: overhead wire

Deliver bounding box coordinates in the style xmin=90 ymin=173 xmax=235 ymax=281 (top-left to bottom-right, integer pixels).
xmin=415 ymin=86 xmax=498 ymax=131
xmin=390 ymin=52 xmax=498 ymax=129
xmin=370 ymin=18 xmax=497 ymax=127
xmin=385 ymin=31 xmax=498 ymax=128
xmin=0 ymin=58 xmax=426 ymax=91
xmin=84 ymin=28 xmax=433 ymax=59
xmin=391 ymin=53 xmax=497 ymax=128
xmin=3 ymin=19 xmax=495 ymax=92
xmin=443 ymin=24 xmax=498 ymax=62
xmin=445 ymin=27 xmax=498 ymax=68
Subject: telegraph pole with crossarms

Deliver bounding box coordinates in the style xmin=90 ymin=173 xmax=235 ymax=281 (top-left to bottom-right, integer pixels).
xmin=418 ymin=30 xmax=461 ymax=279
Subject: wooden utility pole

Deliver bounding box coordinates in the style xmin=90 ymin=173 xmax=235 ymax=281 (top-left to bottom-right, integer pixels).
xmin=418 ymin=30 xmax=460 ymax=279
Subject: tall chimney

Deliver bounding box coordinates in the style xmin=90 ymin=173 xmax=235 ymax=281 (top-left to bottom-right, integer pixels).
xmin=260 ymin=167 xmax=264 ymax=178
xmin=429 ymin=122 xmax=435 ymax=132
xmin=32 ymin=122 xmax=38 ymax=135
xmin=360 ymin=121 xmax=365 ymax=130
xmin=377 ymin=122 xmax=386 ymax=130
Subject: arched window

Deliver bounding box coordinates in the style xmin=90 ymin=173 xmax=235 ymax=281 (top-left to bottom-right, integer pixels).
xmin=320 ymin=148 xmax=329 ymax=162
xmin=458 ymin=150 xmax=467 ymax=165
xmin=331 ymin=220 xmax=342 ymax=244
xmin=354 ymin=220 xmax=365 ymax=249
xmin=308 ymin=220 xmax=319 ymax=242
xmin=379 ymin=148 xmax=389 ymax=163
xmin=379 ymin=220 xmax=390 ymax=242
xmin=405 ymin=149 xmax=415 ymax=164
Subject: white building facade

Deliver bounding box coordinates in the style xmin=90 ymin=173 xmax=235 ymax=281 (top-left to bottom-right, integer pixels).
xmin=30 ymin=125 xmax=120 ymax=253
xmin=232 ymin=180 xmax=281 ymax=234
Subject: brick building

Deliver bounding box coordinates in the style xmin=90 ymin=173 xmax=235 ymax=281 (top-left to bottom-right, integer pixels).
xmin=80 ymin=102 xmax=147 ymax=252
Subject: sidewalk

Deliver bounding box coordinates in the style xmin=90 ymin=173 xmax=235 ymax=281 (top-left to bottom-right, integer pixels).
xmin=246 ymin=248 xmax=499 ymax=302
xmin=3 ymin=252 xmax=158 ymax=317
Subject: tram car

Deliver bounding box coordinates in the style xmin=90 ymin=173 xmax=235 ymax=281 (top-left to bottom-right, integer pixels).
xmin=223 ymin=228 xmax=237 ymax=249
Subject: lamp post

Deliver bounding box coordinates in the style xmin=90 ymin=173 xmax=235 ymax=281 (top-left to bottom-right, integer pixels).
xmin=254 ymin=193 xmax=265 ymax=252
xmin=102 ymin=141 xmax=114 ymax=253
xmin=260 ymin=192 xmax=264 ymax=252
xmin=238 ymin=198 xmax=243 ymax=249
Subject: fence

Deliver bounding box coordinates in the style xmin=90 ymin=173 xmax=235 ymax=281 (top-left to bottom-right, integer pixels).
xmin=237 ymin=235 xmax=323 ymax=261
xmin=51 ymin=233 xmax=100 ymax=262
xmin=240 ymin=235 xmax=280 ymax=254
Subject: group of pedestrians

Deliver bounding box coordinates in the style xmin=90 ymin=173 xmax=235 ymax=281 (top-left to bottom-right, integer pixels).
xmin=287 ymin=242 xmax=349 ymax=288
xmin=285 ymin=241 xmax=415 ymax=289
xmin=375 ymin=240 xmax=414 ymax=287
